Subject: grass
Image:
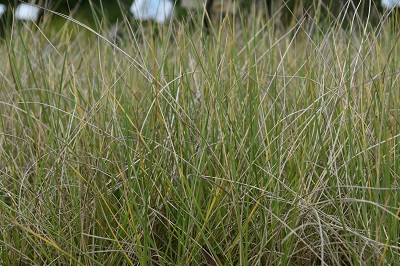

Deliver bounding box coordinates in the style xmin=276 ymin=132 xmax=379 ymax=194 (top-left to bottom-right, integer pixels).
xmin=0 ymin=1 xmax=400 ymax=265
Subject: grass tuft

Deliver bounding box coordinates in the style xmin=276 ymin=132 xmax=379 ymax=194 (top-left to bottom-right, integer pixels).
xmin=1 ymin=1 xmax=399 ymax=265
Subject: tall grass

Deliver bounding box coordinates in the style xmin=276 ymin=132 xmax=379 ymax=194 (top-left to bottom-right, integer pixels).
xmin=0 ymin=2 xmax=399 ymax=265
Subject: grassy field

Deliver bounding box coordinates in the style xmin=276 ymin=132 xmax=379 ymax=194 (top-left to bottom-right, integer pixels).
xmin=1 ymin=2 xmax=400 ymax=265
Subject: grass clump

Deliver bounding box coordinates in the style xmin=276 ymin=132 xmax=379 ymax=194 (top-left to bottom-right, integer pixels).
xmin=0 ymin=2 xmax=399 ymax=265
